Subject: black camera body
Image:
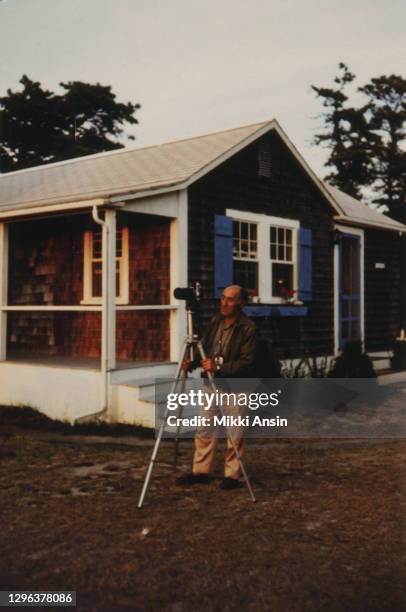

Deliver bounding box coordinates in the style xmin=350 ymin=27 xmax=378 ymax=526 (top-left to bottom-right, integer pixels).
xmin=173 ymin=282 xmax=202 ymax=309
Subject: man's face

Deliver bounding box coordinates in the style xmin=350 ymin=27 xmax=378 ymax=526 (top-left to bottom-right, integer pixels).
xmin=220 ymin=287 xmax=242 ymax=318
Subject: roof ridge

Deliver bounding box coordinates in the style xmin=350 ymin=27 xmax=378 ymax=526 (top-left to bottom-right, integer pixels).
xmin=0 ymin=119 xmax=271 ymax=178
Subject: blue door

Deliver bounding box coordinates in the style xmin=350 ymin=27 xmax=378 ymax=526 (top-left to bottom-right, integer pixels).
xmin=339 ymin=233 xmax=361 ymax=350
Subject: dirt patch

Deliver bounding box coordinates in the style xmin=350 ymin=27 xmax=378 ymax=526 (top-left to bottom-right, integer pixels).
xmin=0 ymin=407 xmax=405 ymax=611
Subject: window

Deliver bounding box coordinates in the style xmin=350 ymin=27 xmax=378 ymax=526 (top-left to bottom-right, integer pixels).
xmin=232 ymin=220 xmax=259 ymax=297
xmin=270 ymin=226 xmax=294 ymax=297
xmin=81 ymin=227 xmax=129 ymax=304
xmin=227 ymin=209 xmax=299 ymax=303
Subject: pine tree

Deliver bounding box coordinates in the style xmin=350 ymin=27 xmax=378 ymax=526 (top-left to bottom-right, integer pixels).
xmin=312 ymin=63 xmax=372 ymax=199
xmin=0 ymin=75 xmax=141 ymax=172
xmin=360 ymin=75 xmax=406 ymax=221
xmin=312 ymin=65 xmax=406 ymax=222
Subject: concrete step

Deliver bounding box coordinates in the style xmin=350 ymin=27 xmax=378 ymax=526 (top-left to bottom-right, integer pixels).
xmin=368 ymin=352 xmax=393 ymax=373
xmin=110 ymin=362 xmax=177 ymax=385
xmin=112 ymin=384 xmax=156 ymax=428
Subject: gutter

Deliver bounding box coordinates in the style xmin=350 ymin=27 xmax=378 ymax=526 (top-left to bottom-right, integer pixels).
xmin=0 ymin=197 xmax=109 ymax=220
xmin=73 ymin=203 xmax=115 ymax=424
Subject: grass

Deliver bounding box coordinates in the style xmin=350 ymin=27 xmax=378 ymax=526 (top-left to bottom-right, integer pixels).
xmin=0 ymin=405 xmax=405 ymax=611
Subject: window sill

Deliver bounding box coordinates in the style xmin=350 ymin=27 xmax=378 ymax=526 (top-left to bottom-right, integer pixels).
xmin=251 ymin=297 xmax=304 ymax=306
xmin=80 ymin=299 xmax=129 ymax=306
xmin=243 ymin=304 xmax=308 ymax=317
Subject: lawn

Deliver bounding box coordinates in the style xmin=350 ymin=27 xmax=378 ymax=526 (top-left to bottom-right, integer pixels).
xmin=0 ymin=406 xmax=405 ymax=611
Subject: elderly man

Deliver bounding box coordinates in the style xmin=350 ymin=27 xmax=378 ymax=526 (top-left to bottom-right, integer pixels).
xmin=176 ymin=285 xmax=258 ymax=490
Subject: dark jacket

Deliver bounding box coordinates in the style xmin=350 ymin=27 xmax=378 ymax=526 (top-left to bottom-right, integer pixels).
xmin=192 ymin=310 xmax=258 ymax=378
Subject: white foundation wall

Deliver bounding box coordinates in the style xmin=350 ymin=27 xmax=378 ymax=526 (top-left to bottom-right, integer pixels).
xmin=0 ymin=362 xmax=103 ymax=423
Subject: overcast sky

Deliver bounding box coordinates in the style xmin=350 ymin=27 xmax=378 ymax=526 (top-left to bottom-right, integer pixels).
xmin=0 ymin=0 xmax=405 ymax=177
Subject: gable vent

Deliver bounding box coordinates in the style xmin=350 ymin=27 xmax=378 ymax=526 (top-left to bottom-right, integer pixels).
xmin=258 ymin=144 xmax=271 ymax=178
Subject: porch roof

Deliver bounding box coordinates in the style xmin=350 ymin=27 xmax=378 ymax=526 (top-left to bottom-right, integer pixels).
xmin=325 ymin=184 xmax=406 ymax=233
xmin=1 ymin=118 xmax=405 ymax=233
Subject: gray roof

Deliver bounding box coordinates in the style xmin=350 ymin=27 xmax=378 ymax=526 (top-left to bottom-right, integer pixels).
xmin=0 ymin=121 xmax=269 ymax=212
xmin=325 ymin=184 xmax=406 ymax=233
xmin=0 ymin=118 xmax=405 ymax=233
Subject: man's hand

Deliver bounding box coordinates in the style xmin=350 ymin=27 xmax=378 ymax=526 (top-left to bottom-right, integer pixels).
xmin=201 ymin=358 xmax=216 ymax=374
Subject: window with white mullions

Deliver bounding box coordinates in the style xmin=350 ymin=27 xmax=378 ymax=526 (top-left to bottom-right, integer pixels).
xmin=82 ymin=227 xmax=129 ymax=304
xmin=232 ymin=220 xmax=259 ymax=297
xmin=226 ymin=209 xmax=300 ymax=304
xmin=270 ymin=226 xmax=294 ymax=297
xmin=233 ymin=220 xmax=257 ymax=258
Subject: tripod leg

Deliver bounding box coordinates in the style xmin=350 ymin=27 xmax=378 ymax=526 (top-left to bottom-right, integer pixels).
xmin=138 ymin=343 xmax=190 ymax=508
xmin=174 ymin=343 xmax=197 ymax=468
xmin=173 ymin=372 xmax=187 ymax=470
xmin=196 ymin=341 xmax=256 ymax=503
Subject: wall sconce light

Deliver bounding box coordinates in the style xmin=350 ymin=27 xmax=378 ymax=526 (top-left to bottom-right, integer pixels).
xmin=331 ymin=229 xmax=342 ymax=246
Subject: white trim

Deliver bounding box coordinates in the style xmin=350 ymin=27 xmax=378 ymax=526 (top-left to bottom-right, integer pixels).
xmin=0 ymin=304 xmax=175 ymax=312
xmin=81 ymin=226 xmax=129 ymax=305
xmin=170 ymin=190 xmax=188 ymax=362
xmin=334 ymin=224 xmax=365 ymax=355
xmin=105 ymin=209 xmax=116 ymax=372
xmin=117 ymin=305 xmax=177 ymax=311
xmin=226 ymin=208 xmax=299 ymax=228
xmin=0 ymin=223 xmax=9 ymax=360
xmin=226 ymin=208 xmax=300 ymax=304
xmin=123 ymin=192 xmax=179 ymax=217
xmin=333 ymin=215 xmax=406 ymax=234
xmin=0 ymin=198 xmax=109 ymax=220
xmin=119 ymin=227 xmax=129 ymax=304
xmin=2 ymin=305 xmax=102 ymax=312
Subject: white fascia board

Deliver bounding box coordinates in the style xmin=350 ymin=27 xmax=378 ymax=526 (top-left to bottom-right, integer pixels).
xmin=0 ymin=197 xmax=110 ymax=220
xmin=109 ymin=182 xmax=186 ymax=203
xmin=122 ymin=191 xmax=179 ymax=218
xmin=333 ymin=215 xmax=406 ymax=234
xmin=226 ymin=208 xmax=300 ymax=228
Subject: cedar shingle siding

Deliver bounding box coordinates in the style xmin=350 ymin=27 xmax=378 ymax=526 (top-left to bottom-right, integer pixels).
xmin=364 ymin=229 xmax=402 ymax=352
xmin=7 ymin=213 xmax=170 ymax=361
xmin=189 ymin=132 xmax=353 ymax=358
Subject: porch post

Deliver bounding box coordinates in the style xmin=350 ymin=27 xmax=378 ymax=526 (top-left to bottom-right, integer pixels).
xmin=0 ymin=223 xmax=8 ymax=360
xmin=103 ymin=209 xmax=116 ymax=372
xmin=170 ymin=190 xmax=188 ymax=362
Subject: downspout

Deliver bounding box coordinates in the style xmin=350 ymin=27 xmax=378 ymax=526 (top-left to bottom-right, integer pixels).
xmin=74 ymin=204 xmax=109 ymax=424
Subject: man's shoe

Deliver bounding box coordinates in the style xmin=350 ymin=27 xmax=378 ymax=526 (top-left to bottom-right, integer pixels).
xmin=176 ymin=472 xmax=210 ymax=485
xmin=219 ymin=477 xmax=241 ymax=490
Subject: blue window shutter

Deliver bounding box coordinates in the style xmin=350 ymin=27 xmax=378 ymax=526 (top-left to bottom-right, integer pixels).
xmin=214 ymin=214 xmax=233 ymax=298
xmin=298 ymin=227 xmax=312 ymax=301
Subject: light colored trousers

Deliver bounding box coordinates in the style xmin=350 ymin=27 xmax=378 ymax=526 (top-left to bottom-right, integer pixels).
xmin=192 ymin=383 xmax=246 ymax=479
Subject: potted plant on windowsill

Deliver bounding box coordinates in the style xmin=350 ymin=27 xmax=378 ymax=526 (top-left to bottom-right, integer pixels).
xmin=278 ymin=281 xmax=297 ymax=305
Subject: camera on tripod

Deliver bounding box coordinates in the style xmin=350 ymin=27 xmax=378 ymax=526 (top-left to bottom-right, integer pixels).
xmin=173 ymin=282 xmax=202 ymax=310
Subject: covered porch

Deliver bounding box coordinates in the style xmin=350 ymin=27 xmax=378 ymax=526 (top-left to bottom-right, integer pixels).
xmin=0 ymin=190 xmax=187 ymax=424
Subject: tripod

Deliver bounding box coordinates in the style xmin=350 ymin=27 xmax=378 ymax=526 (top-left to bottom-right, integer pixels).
xmin=137 ymin=306 xmax=256 ymax=508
